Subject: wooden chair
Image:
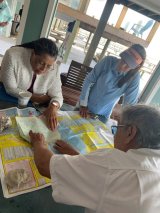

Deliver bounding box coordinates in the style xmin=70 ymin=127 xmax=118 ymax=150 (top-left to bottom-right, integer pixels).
xmin=61 ymin=60 xmax=92 ymax=106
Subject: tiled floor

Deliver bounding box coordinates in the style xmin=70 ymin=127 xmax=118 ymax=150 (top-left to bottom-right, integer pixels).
xmin=56 ymin=42 xmax=96 ymax=73
xmin=0 ymin=36 xmax=16 ymax=56
xmin=0 ymin=35 xmax=96 ymax=74
xmin=0 ymin=34 xmax=156 ymax=104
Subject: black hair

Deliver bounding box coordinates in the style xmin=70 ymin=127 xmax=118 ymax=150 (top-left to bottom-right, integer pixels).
xmin=117 ymin=44 xmax=146 ymax=87
xmin=18 ymin=37 xmax=58 ymax=59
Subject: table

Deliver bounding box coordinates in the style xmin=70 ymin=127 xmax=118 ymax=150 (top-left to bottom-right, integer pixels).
xmin=0 ymin=107 xmax=114 ymax=212
xmin=0 ymin=186 xmax=84 ymax=213
xmin=0 ymin=107 xmax=85 ymax=212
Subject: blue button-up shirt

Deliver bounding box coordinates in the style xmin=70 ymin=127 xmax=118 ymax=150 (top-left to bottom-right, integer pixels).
xmin=80 ymin=56 xmax=140 ymax=118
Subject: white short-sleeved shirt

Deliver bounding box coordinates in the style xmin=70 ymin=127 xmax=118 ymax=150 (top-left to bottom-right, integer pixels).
xmin=50 ymin=148 xmax=160 ymax=213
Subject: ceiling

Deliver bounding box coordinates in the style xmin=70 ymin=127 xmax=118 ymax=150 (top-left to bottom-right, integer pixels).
xmin=118 ymin=0 xmax=160 ymax=22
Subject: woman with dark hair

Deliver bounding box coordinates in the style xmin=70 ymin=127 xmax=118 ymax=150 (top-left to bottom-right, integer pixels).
xmin=1 ymin=38 xmax=63 ymax=130
xmin=79 ymin=44 xmax=146 ymax=123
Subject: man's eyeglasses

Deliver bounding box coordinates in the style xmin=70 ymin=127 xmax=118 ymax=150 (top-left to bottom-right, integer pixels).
xmin=111 ymin=125 xmax=126 ymax=135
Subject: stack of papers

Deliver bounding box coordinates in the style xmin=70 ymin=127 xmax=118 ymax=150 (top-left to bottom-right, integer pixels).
xmin=15 ymin=116 xmax=61 ymax=144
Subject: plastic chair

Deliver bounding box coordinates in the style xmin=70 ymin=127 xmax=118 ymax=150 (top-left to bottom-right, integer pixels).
xmin=129 ymin=20 xmax=154 ymax=37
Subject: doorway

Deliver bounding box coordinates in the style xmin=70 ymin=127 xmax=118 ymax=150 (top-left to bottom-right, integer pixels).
xmin=0 ymin=0 xmax=24 ymax=57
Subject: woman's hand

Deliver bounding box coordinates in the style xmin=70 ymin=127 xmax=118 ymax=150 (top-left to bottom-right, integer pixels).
xmin=31 ymin=94 xmax=51 ymax=104
xmin=79 ymin=106 xmax=90 ymax=118
xmin=43 ymin=103 xmax=59 ymax=131
xmin=54 ymin=140 xmax=79 ymax=155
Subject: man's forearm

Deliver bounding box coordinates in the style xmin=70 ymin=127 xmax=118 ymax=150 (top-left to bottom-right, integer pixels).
xmin=33 ymin=144 xmax=53 ymax=178
xmin=80 ymin=80 xmax=94 ymax=107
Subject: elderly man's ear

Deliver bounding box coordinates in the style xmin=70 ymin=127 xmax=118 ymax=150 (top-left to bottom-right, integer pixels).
xmin=125 ymin=125 xmax=138 ymax=147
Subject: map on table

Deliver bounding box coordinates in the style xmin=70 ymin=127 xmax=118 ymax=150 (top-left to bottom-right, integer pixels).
xmin=0 ymin=107 xmax=114 ymax=198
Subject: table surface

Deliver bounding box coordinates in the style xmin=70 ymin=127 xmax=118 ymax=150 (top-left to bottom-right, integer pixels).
xmin=0 ymin=106 xmax=115 ymax=212
xmin=0 ymin=106 xmax=85 ymax=212
xmin=0 ymin=185 xmax=84 ymax=213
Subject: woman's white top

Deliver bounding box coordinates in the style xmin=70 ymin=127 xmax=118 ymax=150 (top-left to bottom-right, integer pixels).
xmin=0 ymin=46 xmax=63 ymax=106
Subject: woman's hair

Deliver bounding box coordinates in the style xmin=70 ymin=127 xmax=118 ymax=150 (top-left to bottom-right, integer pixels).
xmin=117 ymin=44 xmax=146 ymax=87
xmin=18 ymin=37 xmax=58 ymax=59
xmin=121 ymin=104 xmax=160 ymax=149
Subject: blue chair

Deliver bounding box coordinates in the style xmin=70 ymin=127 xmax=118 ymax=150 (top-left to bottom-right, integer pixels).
xmin=129 ymin=20 xmax=154 ymax=38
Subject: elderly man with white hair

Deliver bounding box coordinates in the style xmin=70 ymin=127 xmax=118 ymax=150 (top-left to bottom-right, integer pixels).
xmin=29 ymin=104 xmax=160 ymax=213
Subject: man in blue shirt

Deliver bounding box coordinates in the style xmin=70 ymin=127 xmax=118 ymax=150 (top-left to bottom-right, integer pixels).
xmin=79 ymin=44 xmax=146 ymax=122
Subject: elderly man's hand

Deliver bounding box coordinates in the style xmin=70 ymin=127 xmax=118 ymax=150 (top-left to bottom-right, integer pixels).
xmin=54 ymin=140 xmax=79 ymax=155
xmin=29 ymin=130 xmax=52 ymax=178
xmin=29 ymin=130 xmax=47 ymax=147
